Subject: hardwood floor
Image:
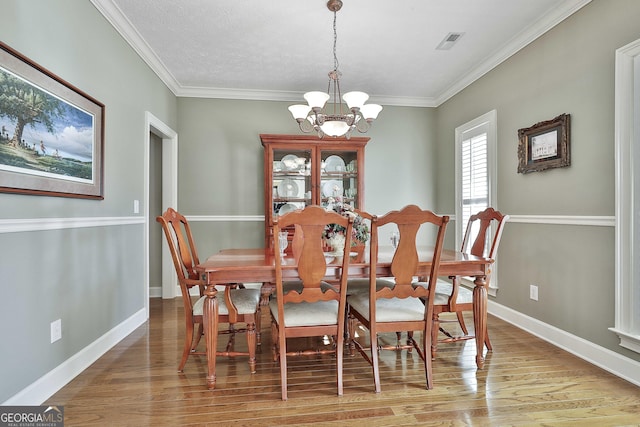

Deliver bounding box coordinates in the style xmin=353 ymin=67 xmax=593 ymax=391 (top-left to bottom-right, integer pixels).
xmin=46 ymin=298 xmax=640 ymax=426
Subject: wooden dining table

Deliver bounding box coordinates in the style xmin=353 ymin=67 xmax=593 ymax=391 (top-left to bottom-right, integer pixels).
xmin=195 ymin=246 xmax=493 ymax=390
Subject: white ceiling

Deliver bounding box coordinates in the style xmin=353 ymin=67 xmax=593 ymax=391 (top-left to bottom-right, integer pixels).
xmin=92 ymin=0 xmax=591 ymax=107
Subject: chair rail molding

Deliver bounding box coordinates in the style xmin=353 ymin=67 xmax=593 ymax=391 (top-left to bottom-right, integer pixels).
xmin=186 ymin=215 xmax=264 ymax=222
xmin=507 ymin=214 xmax=615 ymax=227
xmin=0 ymin=216 xmax=144 ymax=233
xmin=0 ymin=214 xmax=613 ymax=233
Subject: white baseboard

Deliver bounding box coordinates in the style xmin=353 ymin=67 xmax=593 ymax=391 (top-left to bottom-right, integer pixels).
xmin=488 ymin=300 xmax=640 ymax=387
xmin=2 ymin=308 xmax=147 ymax=405
xmin=149 ymin=286 xmax=162 ymax=298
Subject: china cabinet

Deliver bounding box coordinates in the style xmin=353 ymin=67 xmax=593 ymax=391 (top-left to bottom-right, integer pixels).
xmin=260 ymin=134 xmax=368 ymax=250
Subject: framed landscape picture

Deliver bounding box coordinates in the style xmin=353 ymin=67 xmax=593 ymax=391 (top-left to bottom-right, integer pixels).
xmin=517 ymin=113 xmax=570 ymax=174
xmin=0 ymin=42 xmax=104 ymax=199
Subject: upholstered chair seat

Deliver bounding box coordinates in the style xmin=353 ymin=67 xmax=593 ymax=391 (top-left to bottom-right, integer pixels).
xmin=193 ymin=288 xmax=261 ymax=316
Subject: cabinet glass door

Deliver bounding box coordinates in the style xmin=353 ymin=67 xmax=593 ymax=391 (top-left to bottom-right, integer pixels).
xmin=319 ymin=149 xmax=359 ymax=209
xmin=272 ymin=149 xmax=312 ymax=217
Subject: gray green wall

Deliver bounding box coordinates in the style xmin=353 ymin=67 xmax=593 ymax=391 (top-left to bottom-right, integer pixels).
xmin=175 ymin=98 xmax=436 ymax=257
xmin=0 ymin=0 xmax=176 ymax=402
xmin=435 ymin=0 xmax=640 ymax=361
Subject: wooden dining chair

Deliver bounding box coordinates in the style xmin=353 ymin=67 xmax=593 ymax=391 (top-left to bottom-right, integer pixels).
xmin=157 ymin=208 xmax=261 ymax=373
xmin=429 ymin=207 xmax=508 ymax=359
xmin=270 ymin=205 xmax=354 ymax=400
xmin=347 ymin=204 xmax=449 ymax=392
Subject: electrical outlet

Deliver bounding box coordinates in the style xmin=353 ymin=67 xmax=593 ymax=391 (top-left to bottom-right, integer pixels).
xmin=51 ymin=319 xmax=62 ymax=343
xmin=529 ymin=284 xmax=539 ymax=301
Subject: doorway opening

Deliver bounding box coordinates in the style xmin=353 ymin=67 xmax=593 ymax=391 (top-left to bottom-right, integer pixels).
xmin=144 ymin=112 xmax=178 ymax=318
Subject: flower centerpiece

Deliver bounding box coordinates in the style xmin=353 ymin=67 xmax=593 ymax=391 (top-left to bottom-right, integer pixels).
xmin=323 ymin=195 xmax=369 ymax=255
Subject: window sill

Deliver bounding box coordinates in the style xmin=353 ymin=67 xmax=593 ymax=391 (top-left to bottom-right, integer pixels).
xmin=608 ymin=328 xmax=640 ymax=354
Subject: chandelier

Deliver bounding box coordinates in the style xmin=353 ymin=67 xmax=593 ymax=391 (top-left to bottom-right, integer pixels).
xmin=288 ymin=0 xmax=382 ymax=139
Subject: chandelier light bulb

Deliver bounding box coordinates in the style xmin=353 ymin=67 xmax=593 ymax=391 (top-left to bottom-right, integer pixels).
xmin=288 ymin=104 xmax=312 ymax=120
xmin=304 ymin=91 xmax=330 ymax=109
xmin=320 ymin=120 xmax=350 ymax=137
xmin=360 ymin=104 xmax=383 ymax=120
xmin=343 ymin=91 xmax=369 ymax=110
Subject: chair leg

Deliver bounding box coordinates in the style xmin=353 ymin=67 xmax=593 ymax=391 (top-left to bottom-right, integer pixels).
xmin=271 ymin=319 xmax=279 ymax=362
xmin=278 ymin=329 xmax=288 ymax=401
xmin=336 ymin=328 xmax=344 ymax=396
xmin=484 ymin=330 xmax=492 ymax=351
xmin=343 ymin=306 xmax=350 ymax=342
xmin=431 ymin=312 xmax=440 ymax=360
xmin=456 ymin=311 xmax=469 ymax=335
xmin=179 ymin=320 xmax=195 ymax=372
xmin=259 ymin=282 xmax=273 ymax=306
xmin=246 ymin=320 xmax=257 ymax=374
xmin=347 ymin=310 xmax=356 ymax=356
xmin=192 ymin=323 xmax=204 ymax=350
xmin=370 ymin=329 xmax=381 ymax=393
xmin=423 ymin=324 xmax=434 ymax=390
xmin=255 ymin=306 xmax=262 ymax=346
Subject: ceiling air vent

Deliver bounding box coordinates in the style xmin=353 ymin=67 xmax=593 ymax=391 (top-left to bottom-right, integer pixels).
xmin=436 ymin=32 xmax=464 ymax=50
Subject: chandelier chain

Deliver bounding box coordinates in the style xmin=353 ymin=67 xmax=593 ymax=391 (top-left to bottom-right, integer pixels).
xmin=333 ymin=10 xmax=339 ymax=73
xmin=328 ymin=10 xmax=343 ymax=115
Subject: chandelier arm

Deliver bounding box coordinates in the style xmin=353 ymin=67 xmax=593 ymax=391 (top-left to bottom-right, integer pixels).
xmin=355 ymin=114 xmax=371 ymax=133
xmin=299 ymin=118 xmax=314 ymax=133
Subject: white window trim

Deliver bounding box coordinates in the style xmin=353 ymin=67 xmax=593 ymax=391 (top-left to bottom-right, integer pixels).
xmin=611 ymin=38 xmax=640 ymax=353
xmin=455 ymin=110 xmax=498 ymax=293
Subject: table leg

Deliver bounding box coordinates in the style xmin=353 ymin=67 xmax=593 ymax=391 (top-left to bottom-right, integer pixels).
xmin=203 ymin=284 xmax=219 ymax=389
xmin=472 ymin=275 xmax=488 ymax=369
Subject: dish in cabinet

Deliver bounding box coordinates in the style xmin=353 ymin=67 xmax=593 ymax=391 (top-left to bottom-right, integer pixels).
xmin=322 ymin=180 xmax=343 ymax=197
xmin=324 ymin=155 xmax=345 ymax=172
xmin=281 ymin=154 xmax=304 ymax=171
xmin=278 ymin=203 xmax=299 ymax=216
xmin=277 ymin=178 xmax=299 ymax=198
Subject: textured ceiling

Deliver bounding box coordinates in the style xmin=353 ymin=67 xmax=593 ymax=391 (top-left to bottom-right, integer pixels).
xmin=92 ymin=0 xmax=591 ymax=106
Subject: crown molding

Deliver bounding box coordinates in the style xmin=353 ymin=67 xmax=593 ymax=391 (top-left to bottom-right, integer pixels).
xmin=92 ymin=0 xmax=591 ymax=107
xmin=90 ymin=0 xmax=182 ymax=95
xmin=435 ymin=0 xmax=592 ymax=105
xmin=175 ymin=86 xmax=438 ymax=107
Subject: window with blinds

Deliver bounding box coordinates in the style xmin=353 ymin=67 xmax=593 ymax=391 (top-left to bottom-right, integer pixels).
xmin=455 ymin=110 xmax=497 ymax=287
xmin=461 ymin=133 xmax=488 ymax=238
